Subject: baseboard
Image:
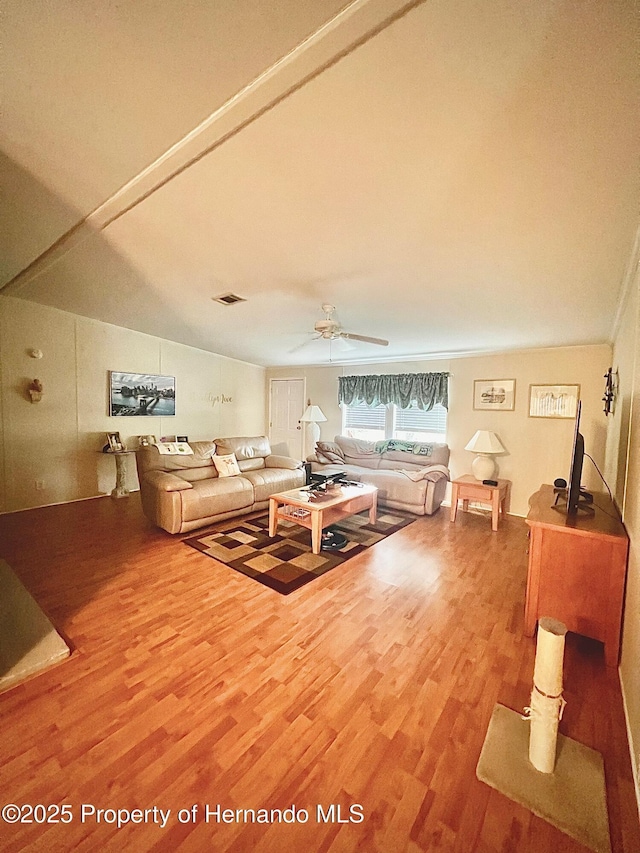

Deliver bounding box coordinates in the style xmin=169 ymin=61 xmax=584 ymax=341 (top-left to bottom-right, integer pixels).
xmin=619 ymin=665 xmax=640 ymax=815
xmin=442 ymin=499 xmax=526 ymax=519
xmin=0 ymin=489 xmax=140 ymax=516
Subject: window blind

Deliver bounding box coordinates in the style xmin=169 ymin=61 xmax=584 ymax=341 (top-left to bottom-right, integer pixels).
xmin=343 ymin=402 xmax=386 ymax=432
xmin=394 ymin=403 xmax=447 ymax=435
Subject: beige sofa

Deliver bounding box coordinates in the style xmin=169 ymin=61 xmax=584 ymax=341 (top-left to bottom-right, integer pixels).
xmin=136 ymin=436 xmax=305 ymax=534
xmin=307 ymin=435 xmax=450 ymax=516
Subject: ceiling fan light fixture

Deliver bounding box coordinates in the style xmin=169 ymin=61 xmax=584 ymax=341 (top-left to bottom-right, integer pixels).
xmin=299 ymin=303 xmax=389 ymax=354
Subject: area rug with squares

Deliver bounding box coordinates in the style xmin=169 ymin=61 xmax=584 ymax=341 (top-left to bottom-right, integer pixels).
xmin=183 ymin=510 xmax=415 ymax=595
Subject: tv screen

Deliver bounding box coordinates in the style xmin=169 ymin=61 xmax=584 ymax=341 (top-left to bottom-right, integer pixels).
xmin=565 ymin=400 xmax=592 ymax=514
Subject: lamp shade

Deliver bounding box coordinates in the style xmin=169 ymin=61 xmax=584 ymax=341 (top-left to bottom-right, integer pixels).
xmin=300 ymin=405 xmax=327 ymax=423
xmin=465 ymin=430 xmax=505 ymax=454
xmin=465 ymin=430 xmax=506 ymax=480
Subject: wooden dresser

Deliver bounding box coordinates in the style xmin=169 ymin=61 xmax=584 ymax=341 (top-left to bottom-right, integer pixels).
xmin=525 ymin=484 xmax=629 ymax=667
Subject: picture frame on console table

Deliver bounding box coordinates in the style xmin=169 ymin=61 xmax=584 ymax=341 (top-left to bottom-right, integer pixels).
xmin=473 ymin=379 xmax=515 ymax=411
xmin=528 ymin=384 xmax=580 ymax=419
xmin=138 ymin=435 xmax=157 ymax=447
xmin=106 ymin=431 xmax=123 ymax=452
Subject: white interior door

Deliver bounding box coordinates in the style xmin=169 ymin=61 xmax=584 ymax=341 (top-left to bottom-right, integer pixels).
xmin=269 ymin=378 xmax=306 ymax=460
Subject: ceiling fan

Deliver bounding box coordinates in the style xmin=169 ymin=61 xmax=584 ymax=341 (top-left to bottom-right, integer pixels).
xmin=309 ymin=304 xmax=389 ymax=348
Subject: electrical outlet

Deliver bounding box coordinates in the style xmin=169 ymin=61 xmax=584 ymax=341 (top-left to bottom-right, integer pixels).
xmin=35 ymin=480 xmax=45 ymax=491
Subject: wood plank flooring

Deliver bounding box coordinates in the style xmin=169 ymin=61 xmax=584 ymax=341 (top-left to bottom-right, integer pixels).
xmin=0 ymin=495 xmax=638 ymax=852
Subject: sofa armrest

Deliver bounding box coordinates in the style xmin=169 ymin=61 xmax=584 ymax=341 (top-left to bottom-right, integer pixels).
xmin=142 ymin=470 xmax=193 ymax=492
xmin=424 ymin=476 xmax=448 ymax=515
xmin=398 ymin=464 xmax=450 ymax=482
xmin=265 ymin=454 xmax=303 ymax=470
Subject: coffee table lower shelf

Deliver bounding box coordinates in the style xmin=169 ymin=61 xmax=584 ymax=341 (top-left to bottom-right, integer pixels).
xmin=268 ymin=485 xmax=378 ymax=555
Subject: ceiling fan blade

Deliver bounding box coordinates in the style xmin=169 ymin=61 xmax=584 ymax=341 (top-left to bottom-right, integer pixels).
xmin=333 ymin=335 xmax=356 ymax=351
xmin=289 ymin=334 xmax=322 ymax=353
xmin=341 ymin=332 xmax=389 ymax=347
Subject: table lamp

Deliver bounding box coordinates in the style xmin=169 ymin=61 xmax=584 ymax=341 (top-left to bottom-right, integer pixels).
xmin=465 ymin=430 xmax=505 ymax=480
xmin=300 ymin=404 xmax=327 ymax=451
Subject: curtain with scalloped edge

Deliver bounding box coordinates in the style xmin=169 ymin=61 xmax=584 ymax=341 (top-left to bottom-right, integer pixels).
xmin=338 ymin=372 xmax=449 ymax=410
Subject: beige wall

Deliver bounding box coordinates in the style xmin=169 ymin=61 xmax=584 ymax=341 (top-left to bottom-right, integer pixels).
xmin=267 ymin=344 xmax=611 ymax=517
xmin=0 ymin=296 xmax=266 ymax=513
xmin=607 ymin=257 xmax=640 ymax=804
xmin=448 ymin=347 xmax=611 ymax=516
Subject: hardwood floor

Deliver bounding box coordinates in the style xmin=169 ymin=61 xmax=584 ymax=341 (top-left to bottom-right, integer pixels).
xmin=0 ymin=495 xmax=638 ymax=852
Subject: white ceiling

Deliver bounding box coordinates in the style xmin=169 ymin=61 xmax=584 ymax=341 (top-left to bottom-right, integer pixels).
xmin=2 ymin=0 xmax=639 ymax=367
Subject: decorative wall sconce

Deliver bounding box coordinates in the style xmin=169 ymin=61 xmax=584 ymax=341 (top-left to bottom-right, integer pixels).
xmin=27 ymin=350 xmax=44 ymax=401
xmin=28 ymin=379 xmax=43 ymax=403
xmin=602 ymin=368 xmax=615 ymax=416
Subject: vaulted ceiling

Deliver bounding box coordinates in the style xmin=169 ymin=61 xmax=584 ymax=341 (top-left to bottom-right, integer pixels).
xmin=2 ymin=0 xmax=639 ymax=366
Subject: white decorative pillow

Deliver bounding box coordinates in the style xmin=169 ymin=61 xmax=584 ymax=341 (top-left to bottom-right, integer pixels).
xmin=213 ymin=453 xmax=240 ymax=478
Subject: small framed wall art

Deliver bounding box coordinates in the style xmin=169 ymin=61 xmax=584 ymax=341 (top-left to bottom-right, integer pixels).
xmin=473 ymin=379 xmax=516 ymax=411
xmin=528 ymin=384 xmax=580 ymax=419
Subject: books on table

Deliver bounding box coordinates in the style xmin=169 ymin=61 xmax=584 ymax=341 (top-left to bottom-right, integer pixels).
xmin=155 ymin=442 xmax=193 ymax=456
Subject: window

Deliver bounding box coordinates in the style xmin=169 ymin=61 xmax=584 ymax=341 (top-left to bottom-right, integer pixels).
xmin=342 ymin=401 xmax=386 ymax=441
xmin=342 ymin=402 xmax=447 ymax=442
xmin=393 ymin=403 xmax=447 ymax=442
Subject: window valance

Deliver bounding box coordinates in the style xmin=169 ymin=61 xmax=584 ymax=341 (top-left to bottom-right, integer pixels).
xmin=338 ymin=372 xmax=449 ymax=411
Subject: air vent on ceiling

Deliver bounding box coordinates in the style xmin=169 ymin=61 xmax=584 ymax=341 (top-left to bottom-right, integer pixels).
xmin=212 ymin=292 xmax=246 ymax=306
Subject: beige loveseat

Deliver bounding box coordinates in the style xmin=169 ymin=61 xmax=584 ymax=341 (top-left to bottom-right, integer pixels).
xmin=136 ymin=436 xmax=305 ymax=534
xmin=307 ymin=436 xmax=450 ymax=516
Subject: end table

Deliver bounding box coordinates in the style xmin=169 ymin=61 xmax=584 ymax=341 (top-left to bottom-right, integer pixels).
xmin=450 ymin=475 xmax=511 ymax=532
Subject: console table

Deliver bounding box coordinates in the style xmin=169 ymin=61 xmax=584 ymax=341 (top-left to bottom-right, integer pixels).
xmin=525 ymin=484 xmax=629 ymax=667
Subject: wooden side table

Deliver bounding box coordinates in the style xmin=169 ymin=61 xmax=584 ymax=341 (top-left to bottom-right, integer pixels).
xmin=450 ymin=475 xmax=511 ymax=531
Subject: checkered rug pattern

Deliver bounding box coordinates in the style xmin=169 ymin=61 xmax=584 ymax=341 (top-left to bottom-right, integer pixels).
xmin=183 ymin=510 xmax=414 ymax=595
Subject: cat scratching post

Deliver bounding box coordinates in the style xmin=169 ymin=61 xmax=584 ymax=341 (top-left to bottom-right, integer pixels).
xmin=476 ymin=617 xmax=611 ymax=853
xmin=527 ymin=617 xmax=567 ymax=773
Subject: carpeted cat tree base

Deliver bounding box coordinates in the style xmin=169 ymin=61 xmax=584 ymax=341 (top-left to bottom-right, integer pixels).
xmin=476 ymin=703 xmax=610 ymax=853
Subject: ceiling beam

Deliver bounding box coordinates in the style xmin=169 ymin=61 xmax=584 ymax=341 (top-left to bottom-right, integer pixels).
xmin=4 ymin=0 xmax=426 ymax=297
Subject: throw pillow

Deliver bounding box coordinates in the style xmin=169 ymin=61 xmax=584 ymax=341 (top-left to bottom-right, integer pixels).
xmin=213 ymin=453 xmax=240 ymax=478
xmin=316 ymin=441 xmax=345 ymax=463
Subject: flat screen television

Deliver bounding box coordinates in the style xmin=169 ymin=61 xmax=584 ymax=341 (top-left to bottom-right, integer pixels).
xmin=566 ymin=400 xmax=585 ymax=514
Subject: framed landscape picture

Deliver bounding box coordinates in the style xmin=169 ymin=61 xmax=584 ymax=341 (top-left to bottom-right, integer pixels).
xmin=109 ymin=372 xmax=175 ymax=417
xmin=529 ymin=384 xmax=580 ymax=418
xmin=473 ymin=379 xmax=516 ymax=411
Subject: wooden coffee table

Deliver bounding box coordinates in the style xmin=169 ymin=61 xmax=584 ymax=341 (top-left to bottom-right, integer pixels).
xmin=268 ymin=484 xmax=378 ymax=555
